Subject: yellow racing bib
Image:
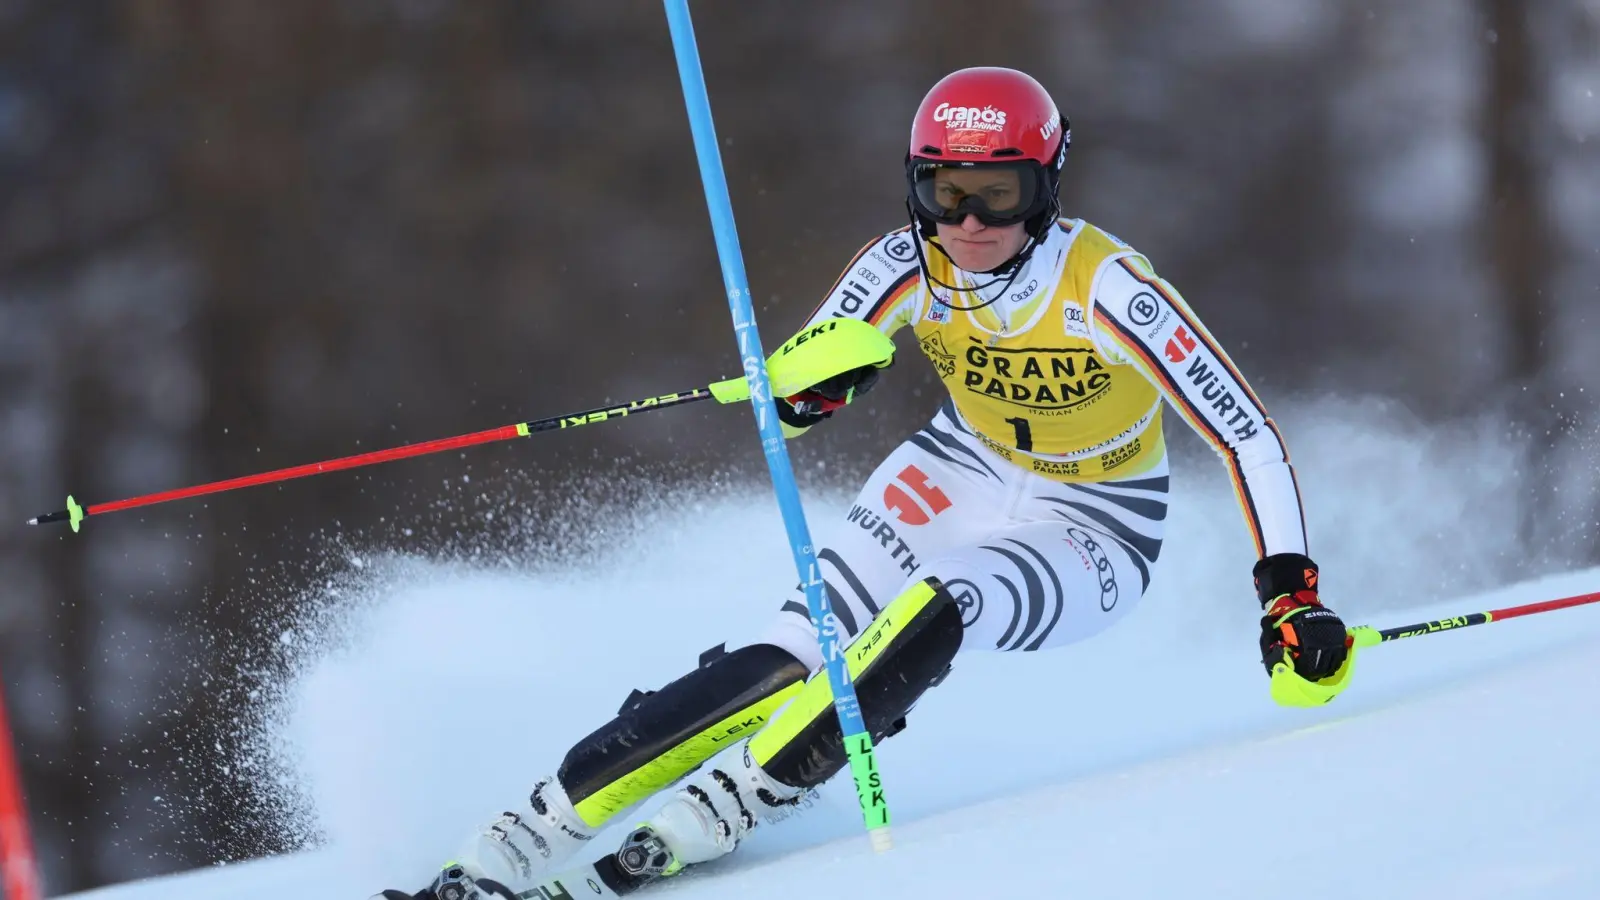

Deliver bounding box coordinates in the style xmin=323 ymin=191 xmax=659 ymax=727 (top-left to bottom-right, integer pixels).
xmin=913 ymin=222 xmax=1164 ymax=481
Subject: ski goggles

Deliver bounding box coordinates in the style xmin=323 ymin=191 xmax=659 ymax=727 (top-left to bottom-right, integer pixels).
xmin=907 ymin=160 xmax=1052 ymax=228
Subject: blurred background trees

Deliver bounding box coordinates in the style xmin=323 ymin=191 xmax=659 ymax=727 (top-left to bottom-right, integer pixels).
xmin=0 ymin=0 xmax=1594 ymax=892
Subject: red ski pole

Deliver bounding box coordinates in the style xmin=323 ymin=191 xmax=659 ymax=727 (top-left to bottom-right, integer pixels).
xmin=1350 ymin=589 xmax=1600 ymax=647
xmin=26 ymin=388 xmax=718 ymax=533
xmin=24 ymin=318 xmax=898 ymax=534
xmin=0 ymin=668 xmax=41 ymax=900
xmin=1273 ymin=588 xmax=1600 ymax=707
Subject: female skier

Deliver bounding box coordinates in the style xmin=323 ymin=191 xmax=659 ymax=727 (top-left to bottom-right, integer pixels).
xmin=384 ymin=66 xmax=1353 ymax=900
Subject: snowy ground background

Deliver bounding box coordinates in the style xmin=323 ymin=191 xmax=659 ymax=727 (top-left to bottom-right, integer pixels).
xmin=62 ymin=398 xmax=1600 ymax=900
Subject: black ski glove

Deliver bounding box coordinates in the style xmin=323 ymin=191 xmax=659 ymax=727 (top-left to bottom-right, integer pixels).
xmin=775 ymin=363 xmax=885 ymax=429
xmin=1255 ymin=553 xmax=1349 ymax=680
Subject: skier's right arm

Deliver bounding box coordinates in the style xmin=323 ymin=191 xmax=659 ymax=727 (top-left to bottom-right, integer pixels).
xmin=777 ymin=228 xmax=924 ymax=433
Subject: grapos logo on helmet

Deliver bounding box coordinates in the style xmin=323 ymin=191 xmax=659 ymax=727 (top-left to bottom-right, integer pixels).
xmin=932 ymin=102 xmax=1008 ymax=132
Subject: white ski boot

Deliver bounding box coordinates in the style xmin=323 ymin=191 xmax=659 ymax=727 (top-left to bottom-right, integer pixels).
xmin=616 ymin=745 xmax=804 ymax=880
xmin=382 ymin=775 xmax=597 ymax=900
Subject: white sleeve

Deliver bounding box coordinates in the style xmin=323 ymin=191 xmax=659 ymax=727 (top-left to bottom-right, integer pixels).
xmin=800 ymin=228 xmax=924 ymax=335
xmin=1089 ymin=253 xmax=1308 ymax=558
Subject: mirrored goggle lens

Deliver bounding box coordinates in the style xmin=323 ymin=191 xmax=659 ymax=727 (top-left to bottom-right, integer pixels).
xmin=911 ymin=162 xmax=1042 ymax=226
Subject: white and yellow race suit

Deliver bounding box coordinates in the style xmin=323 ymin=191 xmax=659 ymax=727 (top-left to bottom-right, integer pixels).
xmin=757 ymin=219 xmax=1307 ymax=666
xmin=421 ymin=221 xmax=1316 ymax=896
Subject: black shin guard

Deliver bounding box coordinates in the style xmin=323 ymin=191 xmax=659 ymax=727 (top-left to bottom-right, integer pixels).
xmin=557 ymin=642 xmax=809 ymax=828
xmin=749 ymin=577 xmax=962 ymax=790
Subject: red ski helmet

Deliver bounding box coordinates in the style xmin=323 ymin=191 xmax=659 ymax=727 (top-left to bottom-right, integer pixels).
xmin=905 ymin=67 xmax=1070 ymax=243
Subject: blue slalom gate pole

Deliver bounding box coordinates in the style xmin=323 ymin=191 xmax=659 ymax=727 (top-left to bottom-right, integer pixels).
xmin=661 ymin=0 xmax=892 ymax=850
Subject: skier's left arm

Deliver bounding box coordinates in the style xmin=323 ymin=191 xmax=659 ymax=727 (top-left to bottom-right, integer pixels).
xmin=1088 ymin=253 xmax=1351 ymax=693
xmin=1089 ymin=254 xmax=1303 ymax=558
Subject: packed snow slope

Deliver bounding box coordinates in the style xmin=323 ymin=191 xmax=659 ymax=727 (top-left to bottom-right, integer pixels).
xmin=67 ymin=400 xmax=1600 ymax=900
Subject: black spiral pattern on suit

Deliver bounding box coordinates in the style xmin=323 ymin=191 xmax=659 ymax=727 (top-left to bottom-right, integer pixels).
xmin=981 ymin=538 xmax=1065 ymax=651
xmin=1039 ymin=476 xmax=1167 ymax=592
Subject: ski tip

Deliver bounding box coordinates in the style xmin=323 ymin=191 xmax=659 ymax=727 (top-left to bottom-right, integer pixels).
xmin=869 ymin=825 xmax=893 ymax=853
xmin=25 ymin=517 xmax=37 ymax=526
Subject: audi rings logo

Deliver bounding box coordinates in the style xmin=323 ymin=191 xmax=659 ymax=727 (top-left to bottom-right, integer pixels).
xmin=1066 ymin=527 xmax=1119 ymax=611
xmin=1127 ymin=292 xmax=1160 ymax=328
xmin=944 ymin=578 xmax=984 ymax=628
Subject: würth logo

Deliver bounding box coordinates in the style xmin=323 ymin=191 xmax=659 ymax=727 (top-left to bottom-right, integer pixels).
xmin=1164 ymin=325 xmax=1197 ymax=363
xmin=882 ymin=465 xmax=951 ymax=525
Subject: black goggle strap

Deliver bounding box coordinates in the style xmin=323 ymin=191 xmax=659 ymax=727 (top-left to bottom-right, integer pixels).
xmin=902 ymin=200 xmax=1039 ymax=314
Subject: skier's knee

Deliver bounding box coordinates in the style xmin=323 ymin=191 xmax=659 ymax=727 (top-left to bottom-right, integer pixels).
xmin=748 ymin=576 xmax=963 ymax=789
xmin=558 ymin=641 xmax=809 ymax=829
xmin=916 ymin=557 xmax=988 ymax=627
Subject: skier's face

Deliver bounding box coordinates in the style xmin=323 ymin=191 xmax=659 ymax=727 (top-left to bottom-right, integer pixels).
xmin=928 ymin=168 xmax=1030 ymax=271
xmin=935 ymin=213 xmax=1029 ymax=274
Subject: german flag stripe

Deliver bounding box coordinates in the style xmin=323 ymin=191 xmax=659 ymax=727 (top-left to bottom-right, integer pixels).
xmin=816 ymin=241 xmax=876 ymax=307
xmin=867 ymin=269 xmax=920 ymax=328
xmin=1268 ymin=419 xmax=1309 ymax=550
xmin=1093 ymin=303 xmax=1229 ymax=453
xmin=805 ymin=226 xmax=915 ymax=322
xmin=1095 ymin=302 xmax=1267 ymax=555
xmin=1264 ymin=419 xmax=1291 ymax=461
xmin=1286 ymin=457 xmax=1308 ymax=553
xmin=1116 ymin=258 xmax=1271 ymax=421
xmin=1228 ymin=455 xmax=1265 ymax=557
